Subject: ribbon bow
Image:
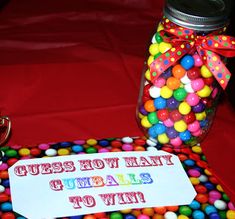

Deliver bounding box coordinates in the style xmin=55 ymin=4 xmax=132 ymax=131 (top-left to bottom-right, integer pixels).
xmin=150 ymin=18 xmax=235 ymax=89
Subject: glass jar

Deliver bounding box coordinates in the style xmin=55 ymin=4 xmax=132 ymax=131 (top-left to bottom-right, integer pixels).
xmin=136 ymin=0 xmax=235 ymax=148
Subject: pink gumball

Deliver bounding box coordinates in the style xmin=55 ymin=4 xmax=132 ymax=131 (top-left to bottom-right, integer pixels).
xmin=153 ymin=77 xmax=166 ymax=88
xmin=193 ymin=54 xmax=203 ymax=67
xmin=192 ymin=128 xmax=202 ymax=136
xmin=186 ymin=93 xmax=200 ymax=106
xmin=163 ymin=118 xmax=174 ymax=127
xmin=191 ymin=78 xmax=205 ymax=91
xmin=170 ymin=136 xmax=182 ymax=147
xmin=188 ymin=120 xmax=200 ymax=132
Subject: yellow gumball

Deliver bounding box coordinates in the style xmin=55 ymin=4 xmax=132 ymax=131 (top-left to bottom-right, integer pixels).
xmin=192 ymin=146 xmax=202 ymax=154
xmin=145 ymin=69 xmax=151 ymax=81
xmin=174 ymin=120 xmax=187 ymax=132
xmin=190 ymin=177 xmax=200 ymax=185
xmin=178 ymin=102 xmax=191 ymax=115
xmin=159 ymin=42 xmax=172 ymax=53
xmin=227 ymin=210 xmax=235 ymax=219
xmin=18 ymin=148 xmax=30 ymax=156
xmin=158 ymin=133 xmax=169 ymax=144
xmin=157 ymin=23 xmax=164 ymax=32
xmin=178 ymin=215 xmax=189 ymax=219
xmin=86 ymin=138 xmax=97 ymax=145
xmin=160 ymin=86 xmax=173 ymax=99
xmin=197 ymin=85 xmax=212 ymax=97
xmin=195 ymin=111 xmax=206 ymax=120
xmin=149 ymin=43 xmax=159 ymax=55
xmin=147 ymin=55 xmax=154 ymax=66
xmin=141 ymin=116 xmax=152 ymax=128
xmin=201 ymin=65 xmax=213 ymax=78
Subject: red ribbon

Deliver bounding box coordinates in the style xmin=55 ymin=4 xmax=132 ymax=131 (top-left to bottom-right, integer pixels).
xmin=150 ymin=18 xmax=235 ymax=89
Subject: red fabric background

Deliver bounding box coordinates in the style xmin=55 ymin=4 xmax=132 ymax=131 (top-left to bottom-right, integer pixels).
xmin=0 ymin=0 xmax=235 ymax=202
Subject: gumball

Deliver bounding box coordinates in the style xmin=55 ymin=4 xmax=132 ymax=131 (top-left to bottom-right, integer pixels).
xmin=193 ymin=53 xmax=203 ymax=67
xmin=192 ymin=210 xmax=206 ymax=219
xmin=149 ymin=43 xmax=159 ymax=55
xmin=184 ymin=83 xmax=195 ymax=93
xmin=170 ymin=136 xmax=182 ymax=147
xmin=145 ymin=69 xmax=151 ymax=81
xmin=181 ymin=73 xmax=191 ymax=84
xmin=158 ymin=133 xmax=170 ymax=144
xmin=174 ymin=120 xmax=187 ymax=132
xmin=147 ymin=55 xmax=154 ymax=66
xmin=178 ymin=102 xmax=191 ymax=115
xmin=144 ymin=100 xmax=156 ymax=112
xmin=161 ymin=67 xmax=173 ymax=78
xmin=183 ymin=111 xmax=196 ymax=124
xmin=153 ymin=123 xmax=166 ymax=135
xmin=159 ymin=41 xmax=172 ymax=53
xmin=188 ymin=120 xmax=200 ymax=132
xmin=179 ymin=206 xmax=192 ymax=216
xmin=149 ymin=86 xmax=161 ymax=98
xmin=179 ymin=130 xmax=191 ymax=141
xmin=203 ymin=77 xmax=214 ymax=86
xmin=139 ymin=104 xmax=148 ymax=115
xmin=192 ymin=128 xmax=203 ymax=137
xmin=141 ymin=116 xmax=152 ymax=128
xmin=170 ymin=109 xmax=182 ymax=121
xmin=173 ymin=88 xmax=187 ymax=101
xmin=148 ymin=126 xmax=158 ymax=138
xmin=195 ymin=111 xmax=206 ymax=121
xmin=180 ymin=55 xmax=195 ymax=70
xmin=154 ymin=77 xmax=166 ymax=88
xmin=163 ymin=118 xmax=174 ymax=127
xmin=157 ymin=109 xmax=169 ymax=121
xmin=154 ymin=97 xmax=167 ymax=109
xmin=187 ymin=66 xmax=201 ymax=80
xmin=166 ymin=77 xmax=181 ymax=90
xmin=191 ymin=78 xmax=205 ymax=91
xmin=197 ymin=85 xmax=212 ymax=98
xmin=172 ymin=64 xmax=186 ymax=79
xmin=201 ymin=65 xmax=213 ymax=78
xmin=186 ymin=93 xmax=200 ymax=106
xmin=160 ymin=86 xmax=173 ymax=99
xmin=192 ymin=101 xmax=206 ymax=113
xmin=154 ymin=32 xmax=163 ymax=43
xmin=166 ymin=127 xmax=179 ymax=139
xmin=143 ymin=84 xmax=151 ymax=96
xmin=166 ymin=97 xmax=179 ymax=109
xmin=147 ymin=112 xmax=159 ymax=124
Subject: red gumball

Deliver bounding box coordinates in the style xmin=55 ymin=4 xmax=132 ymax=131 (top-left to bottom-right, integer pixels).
xmin=169 ymin=109 xmax=182 ymax=121
xmin=157 ymin=109 xmax=169 ymax=121
xmin=183 ymin=111 xmax=196 ymax=124
xmin=203 ymin=77 xmax=214 ymax=86
xmin=187 ymin=66 xmax=201 ymax=80
xmin=143 ymin=84 xmax=151 ymax=97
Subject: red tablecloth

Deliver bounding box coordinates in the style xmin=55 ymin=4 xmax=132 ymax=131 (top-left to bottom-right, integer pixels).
xmin=1 ymin=0 xmax=235 ymax=202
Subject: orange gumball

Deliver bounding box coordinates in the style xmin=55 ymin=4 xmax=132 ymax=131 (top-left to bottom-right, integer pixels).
xmin=166 ymin=77 xmax=181 ymax=90
xmin=166 ymin=205 xmax=179 ymax=212
xmin=153 ymin=207 xmax=167 ymax=215
xmin=144 ymin=99 xmax=156 ymax=112
xmin=172 ymin=64 xmax=186 ymax=79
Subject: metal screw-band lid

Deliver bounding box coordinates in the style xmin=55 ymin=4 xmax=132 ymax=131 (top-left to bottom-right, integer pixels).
xmin=163 ymin=0 xmax=232 ymax=31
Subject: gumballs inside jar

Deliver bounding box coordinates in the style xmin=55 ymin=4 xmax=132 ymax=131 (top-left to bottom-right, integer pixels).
xmin=136 ymin=0 xmax=235 ymax=148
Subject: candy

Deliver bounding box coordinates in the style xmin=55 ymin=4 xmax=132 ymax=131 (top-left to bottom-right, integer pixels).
xmin=172 ymin=64 xmax=186 ymax=79
xmin=158 ymin=42 xmax=172 ymax=53
xmin=180 ymin=55 xmax=195 ymax=70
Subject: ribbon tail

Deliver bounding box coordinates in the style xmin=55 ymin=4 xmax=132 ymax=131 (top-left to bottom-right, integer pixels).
xmin=150 ymin=42 xmax=192 ymax=83
xmin=205 ymin=50 xmax=231 ymax=89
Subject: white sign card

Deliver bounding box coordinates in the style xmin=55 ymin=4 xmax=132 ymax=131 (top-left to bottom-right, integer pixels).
xmin=9 ymin=151 xmax=196 ymax=219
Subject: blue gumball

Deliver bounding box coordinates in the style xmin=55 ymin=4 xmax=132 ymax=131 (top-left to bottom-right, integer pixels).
xmin=181 ymin=54 xmax=195 ymax=70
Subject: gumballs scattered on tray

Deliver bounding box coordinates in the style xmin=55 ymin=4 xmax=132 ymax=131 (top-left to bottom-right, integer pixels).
xmin=1 ymin=136 xmax=235 ymax=219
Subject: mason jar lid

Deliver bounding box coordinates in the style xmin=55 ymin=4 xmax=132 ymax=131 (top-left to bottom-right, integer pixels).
xmin=163 ymin=0 xmax=232 ymax=31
